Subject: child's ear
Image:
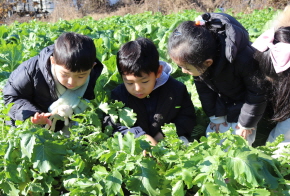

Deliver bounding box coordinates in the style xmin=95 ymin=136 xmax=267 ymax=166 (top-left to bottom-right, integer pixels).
xmin=50 ymin=56 xmax=55 ymax=65
xmin=92 ymin=62 xmax=96 ymax=68
xmin=156 ymin=65 xmax=163 ymax=78
xmin=203 ymin=59 xmax=213 ymax=67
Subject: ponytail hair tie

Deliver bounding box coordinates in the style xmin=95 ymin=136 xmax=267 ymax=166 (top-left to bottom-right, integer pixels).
xmin=173 ymin=30 xmax=182 ymax=37
xmin=194 ymin=15 xmax=206 ymax=26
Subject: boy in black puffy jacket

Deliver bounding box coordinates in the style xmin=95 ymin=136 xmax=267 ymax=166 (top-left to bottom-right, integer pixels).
xmin=3 ymin=32 xmax=103 ymax=130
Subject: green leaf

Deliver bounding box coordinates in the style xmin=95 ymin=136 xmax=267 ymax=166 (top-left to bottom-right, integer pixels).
xmin=118 ymin=107 xmax=137 ymax=127
xmin=93 ymin=165 xmax=109 ymax=179
xmin=102 ymin=37 xmax=111 ymax=51
xmin=119 ymin=132 xmax=135 ymax=154
xmin=201 ymin=182 xmax=221 ymax=196
xmin=172 ymin=180 xmax=184 ymax=196
xmin=99 ymin=102 xmax=111 ymax=114
xmin=100 ymin=150 xmax=117 ymax=164
xmin=127 ymin=159 xmax=159 ymax=196
xmin=99 ymin=102 xmax=119 ymax=123
xmin=86 ymin=111 xmax=102 ymax=128
xmin=236 ymin=188 xmax=270 ymax=196
xmin=32 ymin=138 xmax=67 ymax=173
xmin=20 ymin=133 xmax=36 ymax=159
xmin=181 ymin=168 xmax=194 ymax=189
xmin=27 ymin=182 xmax=44 ymax=192
xmin=107 ymin=132 xmax=142 ymax=156
xmin=68 ymin=154 xmax=86 ymax=173
xmin=0 ymin=43 xmax=23 ymax=72
xmin=105 ymin=170 xmax=123 ymax=196
xmin=225 ymin=149 xmax=282 ymax=189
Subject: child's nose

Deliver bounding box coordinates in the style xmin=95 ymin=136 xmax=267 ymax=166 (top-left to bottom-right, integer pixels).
xmin=67 ymin=77 xmax=76 ymax=85
xmin=135 ymin=83 xmax=142 ymax=91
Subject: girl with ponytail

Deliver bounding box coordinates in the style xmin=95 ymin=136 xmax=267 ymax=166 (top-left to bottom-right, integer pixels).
xmin=168 ymin=13 xmax=267 ymax=146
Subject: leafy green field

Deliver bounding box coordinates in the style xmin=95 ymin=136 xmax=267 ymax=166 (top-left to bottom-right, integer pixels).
xmin=0 ymin=8 xmax=290 ymax=195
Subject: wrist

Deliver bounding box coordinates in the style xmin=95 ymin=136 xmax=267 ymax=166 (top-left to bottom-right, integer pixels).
xmin=209 ymin=116 xmax=226 ymax=124
xmin=237 ymin=122 xmax=255 ymax=130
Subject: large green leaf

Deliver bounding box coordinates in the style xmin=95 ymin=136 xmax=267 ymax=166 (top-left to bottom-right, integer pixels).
xmin=31 ymin=134 xmax=67 ymax=173
xmin=20 ymin=133 xmax=36 ymax=159
xmin=105 ymin=170 xmax=123 ymax=196
xmin=225 ymin=149 xmax=281 ymax=189
xmin=0 ymin=43 xmax=23 ymax=72
xmin=127 ymin=159 xmax=159 ymax=196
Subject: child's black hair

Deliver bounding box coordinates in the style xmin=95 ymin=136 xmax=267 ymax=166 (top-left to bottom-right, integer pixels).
xmin=254 ymin=26 xmax=290 ymax=122
xmin=167 ymin=21 xmax=218 ymax=73
xmin=117 ymin=37 xmax=160 ymax=77
xmin=53 ymin=32 xmax=96 ymax=72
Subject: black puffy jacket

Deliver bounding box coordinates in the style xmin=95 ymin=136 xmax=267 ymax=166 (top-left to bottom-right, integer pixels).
xmin=3 ymin=45 xmax=103 ymax=124
xmin=194 ymin=13 xmax=267 ymax=127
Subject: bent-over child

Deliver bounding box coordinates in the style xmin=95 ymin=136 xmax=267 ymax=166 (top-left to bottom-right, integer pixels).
xmin=252 ymin=17 xmax=290 ymax=153
xmin=167 ymin=13 xmax=267 ymax=146
xmin=104 ymin=37 xmax=196 ymax=145
xmin=3 ymin=32 xmax=103 ymax=131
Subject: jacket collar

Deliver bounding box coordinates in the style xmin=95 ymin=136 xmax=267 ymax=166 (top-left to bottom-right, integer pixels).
xmin=153 ymin=61 xmax=172 ymax=90
xmin=37 ymin=45 xmax=57 ymax=99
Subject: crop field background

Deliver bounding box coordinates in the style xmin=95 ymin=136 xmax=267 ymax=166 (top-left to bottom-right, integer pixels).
xmin=0 ymin=7 xmax=290 ymax=195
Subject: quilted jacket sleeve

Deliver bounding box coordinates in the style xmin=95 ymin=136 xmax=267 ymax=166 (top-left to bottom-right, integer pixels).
xmin=3 ymin=58 xmax=43 ymax=121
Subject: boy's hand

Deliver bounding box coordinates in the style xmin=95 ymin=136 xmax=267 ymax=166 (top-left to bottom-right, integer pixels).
xmin=143 ymin=134 xmax=158 ymax=157
xmin=154 ymin=132 xmax=164 ymax=141
xmin=145 ymin=134 xmax=158 ymax=146
xmin=31 ymin=112 xmax=52 ymax=125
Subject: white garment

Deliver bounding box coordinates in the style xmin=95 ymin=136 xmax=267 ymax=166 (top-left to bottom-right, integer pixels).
xmin=206 ymin=122 xmax=256 ymax=146
xmin=46 ymin=64 xmax=89 ymax=132
xmin=267 ymin=118 xmax=290 ymax=143
xmin=49 ymin=64 xmax=90 ymax=115
xmin=267 ymin=118 xmax=290 ymax=158
xmin=179 ymin=136 xmax=189 ymax=146
xmin=271 ymin=143 xmax=290 ymax=159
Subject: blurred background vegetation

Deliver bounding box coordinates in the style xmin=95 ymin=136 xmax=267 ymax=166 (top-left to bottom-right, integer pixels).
xmin=0 ymin=0 xmax=288 ymax=25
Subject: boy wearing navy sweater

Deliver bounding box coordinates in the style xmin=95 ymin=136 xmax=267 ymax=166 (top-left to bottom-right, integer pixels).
xmin=104 ymin=38 xmax=196 ymax=144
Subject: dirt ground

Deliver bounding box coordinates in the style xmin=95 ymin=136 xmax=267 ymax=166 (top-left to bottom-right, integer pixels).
xmin=2 ymin=0 xmax=289 ymax=25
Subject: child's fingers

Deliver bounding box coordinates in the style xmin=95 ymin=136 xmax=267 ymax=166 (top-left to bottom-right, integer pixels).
xmin=241 ymin=130 xmax=249 ymax=139
xmin=236 ymin=127 xmax=253 ymax=139
xmin=30 ymin=116 xmax=36 ymax=123
xmin=215 ymin=124 xmax=220 ymax=133
xmin=43 ymin=113 xmax=52 ymax=117
xmin=34 ymin=112 xmax=40 ymax=118
xmin=245 ymin=129 xmax=253 ymax=138
xmin=31 ymin=116 xmax=40 ymax=124
xmin=210 ymin=123 xmax=219 ymax=133
xmin=31 ymin=112 xmax=40 ymax=122
xmin=40 ymin=113 xmax=45 ymax=118
xmin=46 ymin=118 xmax=52 ymax=126
xmin=210 ymin=122 xmax=215 ymax=130
xmin=142 ymin=150 xmax=153 ymax=157
xmin=143 ymin=150 xmax=147 ymax=157
xmin=241 ymin=131 xmax=246 ymax=139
